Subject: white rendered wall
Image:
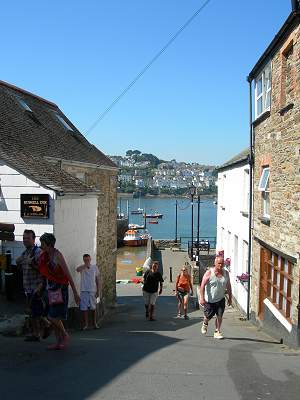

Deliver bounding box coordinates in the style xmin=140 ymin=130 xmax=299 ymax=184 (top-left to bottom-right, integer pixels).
xmin=217 ymin=163 xmax=250 ymax=313
xmin=54 ymin=196 xmax=98 ymax=305
xmin=0 ymin=161 xmax=55 ymax=263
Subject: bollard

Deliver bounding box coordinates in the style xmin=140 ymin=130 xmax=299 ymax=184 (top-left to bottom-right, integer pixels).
xmin=169 ymin=266 xmax=173 ymax=283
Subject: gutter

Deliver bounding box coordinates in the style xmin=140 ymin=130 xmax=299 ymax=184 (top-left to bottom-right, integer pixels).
xmin=44 ymin=156 xmax=119 ymax=172
xmin=217 ymin=156 xmax=249 ymax=173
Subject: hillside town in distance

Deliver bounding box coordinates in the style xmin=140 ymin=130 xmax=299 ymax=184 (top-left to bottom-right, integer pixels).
xmin=109 ymin=150 xmax=217 ymax=196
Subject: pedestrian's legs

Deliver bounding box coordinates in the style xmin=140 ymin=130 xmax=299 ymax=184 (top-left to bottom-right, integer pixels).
xmin=215 ymin=316 xmax=223 ymax=331
xmin=177 ymin=295 xmax=182 ymax=316
xmin=47 ymin=318 xmax=69 ymax=349
xmin=83 ymin=310 xmax=89 ymax=329
xmin=183 ymin=295 xmax=189 ymax=319
xmin=145 ymin=304 xmax=149 ymax=318
xmin=149 ymin=305 xmax=155 ymax=321
xmin=92 ymin=309 xmax=99 ymax=328
xmin=31 ymin=317 xmax=41 ymax=338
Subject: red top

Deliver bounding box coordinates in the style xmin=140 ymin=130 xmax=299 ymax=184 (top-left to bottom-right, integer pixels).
xmin=39 ymin=251 xmax=69 ymax=285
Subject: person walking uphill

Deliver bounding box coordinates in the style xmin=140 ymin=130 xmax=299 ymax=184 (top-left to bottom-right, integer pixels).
xmin=142 ymin=261 xmax=164 ymax=321
xmin=39 ymin=233 xmax=80 ymax=350
xmin=199 ymin=256 xmax=232 ymax=339
xmin=176 ymin=266 xmax=193 ymax=319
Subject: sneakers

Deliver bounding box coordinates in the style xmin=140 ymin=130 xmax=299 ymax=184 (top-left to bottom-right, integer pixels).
xmin=214 ymin=330 xmax=224 ymax=339
xmin=184 ymin=315 xmax=189 ymax=320
xmin=201 ymin=323 xmax=208 ymax=335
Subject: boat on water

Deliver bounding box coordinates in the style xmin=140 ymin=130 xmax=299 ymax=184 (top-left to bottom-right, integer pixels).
xmin=148 ymin=220 xmax=158 ymax=224
xmin=123 ymin=229 xmax=148 ymax=246
xmin=128 ymin=223 xmax=145 ymax=230
xmin=144 ymin=213 xmax=163 ymax=219
xmin=131 ymin=208 xmax=144 ymax=215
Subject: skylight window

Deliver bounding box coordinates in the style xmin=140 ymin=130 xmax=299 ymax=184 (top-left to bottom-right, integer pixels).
xmin=54 ymin=113 xmax=73 ymax=131
xmin=17 ymin=98 xmax=33 ymax=113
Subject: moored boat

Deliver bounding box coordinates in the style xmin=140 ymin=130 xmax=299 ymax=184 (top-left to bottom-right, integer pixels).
xmin=144 ymin=213 xmax=163 ymax=219
xmin=123 ymin=229 xmax=148 ymax=246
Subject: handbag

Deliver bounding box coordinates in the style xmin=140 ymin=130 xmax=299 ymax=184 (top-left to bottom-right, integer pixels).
xmin=48 ymin=288 xmax=64 ymax=305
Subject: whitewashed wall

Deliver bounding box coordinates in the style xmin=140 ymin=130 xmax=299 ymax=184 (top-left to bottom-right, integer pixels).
xmin=217 ymin=163 xmax=250 ymax=313
xmin=0 ymin=161 xmax=55 ymax=263
xmin=54 ymin=196 xmax=98 ymax=305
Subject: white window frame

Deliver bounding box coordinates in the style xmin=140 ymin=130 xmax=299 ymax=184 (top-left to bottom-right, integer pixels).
xmin=242 ymin=168 xmax=250 ymax=212
xmin=258 ymin=167 xmax=270 ymax=219
xmin=254 ymin=62 xmax=271 ymax=119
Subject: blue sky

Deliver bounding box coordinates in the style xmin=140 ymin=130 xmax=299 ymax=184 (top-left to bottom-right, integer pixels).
xmin=1 ymin=1 xmax=291 ymax=165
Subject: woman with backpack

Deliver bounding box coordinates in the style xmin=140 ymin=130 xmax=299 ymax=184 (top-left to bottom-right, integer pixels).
xmin=176 ymin=266 xmax=193 ymax=319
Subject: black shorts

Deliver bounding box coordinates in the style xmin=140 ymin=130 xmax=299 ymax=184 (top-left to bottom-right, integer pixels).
xmin=204 ymin=298 xmax=225 ymax=320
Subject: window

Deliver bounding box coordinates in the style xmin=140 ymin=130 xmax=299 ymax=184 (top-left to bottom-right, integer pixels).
xmin=242 ymin=168 xmax=250 ymax=213
xmin=260 ymin=247 xmax=293 ymax=320
xmin=258 ymin=167 xmax=270 ymax=219
xmin=17 ymin=97 xmax=33 ymax=112
xmin=54 ymin=112 xmax=73 ymax=131
xmin=242 ymin=240 xmax=248 ymax=274
xmin=255 ymin=63 xmax=271 ymax=118
xmin=75 ymin=172 xmax=86 ymax=182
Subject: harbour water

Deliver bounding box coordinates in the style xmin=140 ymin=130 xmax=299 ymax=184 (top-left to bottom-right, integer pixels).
xmin=117 ymin=196 xmax=217 ymax=279
xmin=119 ymin=196 xmax=217 ymax=243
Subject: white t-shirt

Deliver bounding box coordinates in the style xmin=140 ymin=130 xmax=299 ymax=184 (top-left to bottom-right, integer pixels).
xmin=79 ymin=264 xmax=99 ymax=292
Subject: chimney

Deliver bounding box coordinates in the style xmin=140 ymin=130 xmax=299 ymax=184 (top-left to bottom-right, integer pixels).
xmin=291 ymin=0 xmax=300 ymax=11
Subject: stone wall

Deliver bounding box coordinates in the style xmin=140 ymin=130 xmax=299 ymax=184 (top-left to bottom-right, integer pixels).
xmin=251 ymin=23 xmax=300 ymax=330
xmin=62 ymin=164 xmax=118 ymax=307
xmin=117 ymin=218 xmax=128 ymax=247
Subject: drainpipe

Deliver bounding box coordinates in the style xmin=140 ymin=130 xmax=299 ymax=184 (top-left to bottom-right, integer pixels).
xmin=246 ymin=75 xmax=254 ymax=321
xmin=291 ymin=0 xmax=299 ymax=12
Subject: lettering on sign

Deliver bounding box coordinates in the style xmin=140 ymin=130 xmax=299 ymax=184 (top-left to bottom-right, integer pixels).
xmin=20 ymin=194 xmax=50 ymax=218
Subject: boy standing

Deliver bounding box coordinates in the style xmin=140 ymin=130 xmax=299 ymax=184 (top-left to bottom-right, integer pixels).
xmin=76 ymin=254 xmax=100 ymax=329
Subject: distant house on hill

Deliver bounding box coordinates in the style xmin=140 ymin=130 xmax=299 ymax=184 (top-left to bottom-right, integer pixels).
xmin=0 ymin=80 xmax=118 ymax=308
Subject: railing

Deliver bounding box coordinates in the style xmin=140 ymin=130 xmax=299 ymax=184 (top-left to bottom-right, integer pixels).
xmin=186 ymin=237 xmax=216 ymax=259
xmin=179 ymin=236 xmax=216 ymax=251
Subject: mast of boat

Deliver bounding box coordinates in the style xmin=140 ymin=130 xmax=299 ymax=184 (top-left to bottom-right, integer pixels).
xmin=144 ymin=207 xmax=147 ymax=229
xmin=126 ymin=200 xmax=129 ymax=223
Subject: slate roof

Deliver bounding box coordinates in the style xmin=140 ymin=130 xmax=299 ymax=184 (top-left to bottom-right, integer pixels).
xmin=0 ymin=80 xmax=117 ymax=194
xmin=217 ymin=148 xmax=250 ymax=172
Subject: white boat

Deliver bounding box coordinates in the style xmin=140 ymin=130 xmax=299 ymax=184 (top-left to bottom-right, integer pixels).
xmin=123 ymin=230 xmax=148 ymax=246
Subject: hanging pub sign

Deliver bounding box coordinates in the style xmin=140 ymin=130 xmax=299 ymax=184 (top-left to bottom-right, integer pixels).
xmin=20 ymin=194 xmax=50 ymax=219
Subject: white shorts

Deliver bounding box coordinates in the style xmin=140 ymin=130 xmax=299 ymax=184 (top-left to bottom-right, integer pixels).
xmin=80 ymin=291 xmax=96 ymax=311
xmin=143 ymin=290 xmax=158 ymax=306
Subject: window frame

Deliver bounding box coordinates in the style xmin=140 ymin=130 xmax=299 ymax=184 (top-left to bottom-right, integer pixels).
xmin=54 ymin=112 xmax=74 ymax=131
xmin=258 ymin=167 xmax=270 ymax=219
xmin=16 ymin=97 xmax=33 ymax=113
xmin=261 ymin=247 xmax=293 ymax=321
xmin=258 ymin=167 xmax=270 ymax=191
xmin=254 ymin=62 xmax=272 ymax=119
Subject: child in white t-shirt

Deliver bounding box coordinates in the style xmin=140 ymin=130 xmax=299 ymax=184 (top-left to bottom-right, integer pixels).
xmin=76 ymin=254 xmax=100 ymax=329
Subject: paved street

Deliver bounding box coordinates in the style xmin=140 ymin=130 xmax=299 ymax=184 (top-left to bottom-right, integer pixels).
xmin=0 ymin=283 xmax=299 ymax=400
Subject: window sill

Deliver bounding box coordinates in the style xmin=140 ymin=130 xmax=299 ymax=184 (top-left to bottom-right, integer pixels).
xmin=253 ymin=110 xmax=270 ymax=127
xmin=258 ymin=216 xmax=270 ymax=226
xmin=240 ymin=210 xmax=249 ymax=217
xmin=278 ymin=103 xmax=294 ymax=116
